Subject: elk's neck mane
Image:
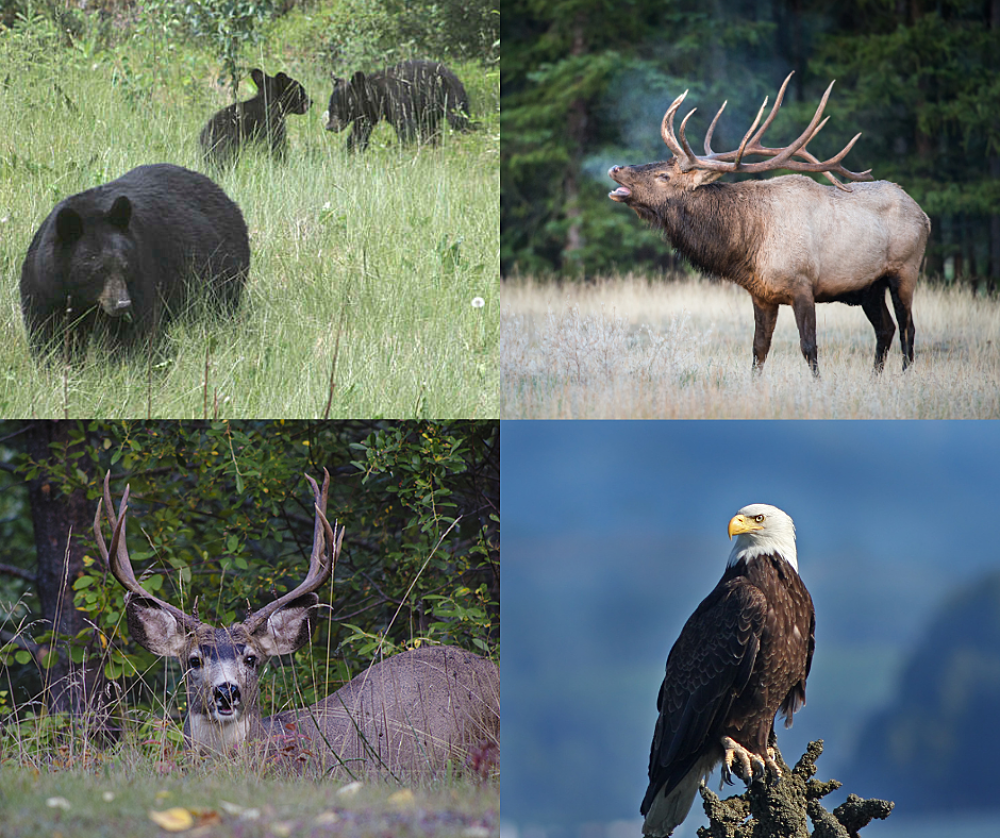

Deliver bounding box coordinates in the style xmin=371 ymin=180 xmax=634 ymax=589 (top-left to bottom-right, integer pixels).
xmin=647 ymin=182 xmax=766 ymax=286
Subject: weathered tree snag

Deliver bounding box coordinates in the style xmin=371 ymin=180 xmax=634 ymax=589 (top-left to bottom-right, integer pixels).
xmin=696 ymin=741 xmax=892 ymax=838
xmin=21 ymin=420 xmax=108 ymax=722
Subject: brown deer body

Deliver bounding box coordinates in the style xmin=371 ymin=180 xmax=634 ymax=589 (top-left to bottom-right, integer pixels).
xmin=94 ymin=471 xmax=499 ymax=776
xmin=609 ymin=73 xmax=931 ymax=376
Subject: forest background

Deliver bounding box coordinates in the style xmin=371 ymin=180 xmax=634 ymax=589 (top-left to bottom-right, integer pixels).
xmin=0 ymin=419 xmax=498 ymax=758
xmin=501 ymin=0 xmax=1000 ymax=289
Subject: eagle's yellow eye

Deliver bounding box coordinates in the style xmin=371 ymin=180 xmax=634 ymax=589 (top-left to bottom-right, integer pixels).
xmin=754 ymin=515 xmax=765 ymax=523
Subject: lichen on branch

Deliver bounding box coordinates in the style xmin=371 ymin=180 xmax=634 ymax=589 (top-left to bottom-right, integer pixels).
xmin=696 ymin=740 xmax=892 ymax=838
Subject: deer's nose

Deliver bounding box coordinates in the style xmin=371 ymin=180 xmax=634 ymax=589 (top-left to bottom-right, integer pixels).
xmin=214 ymin=683 xmax=241 ymax=713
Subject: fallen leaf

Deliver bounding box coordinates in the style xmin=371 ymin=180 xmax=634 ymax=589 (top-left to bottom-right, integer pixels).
xmin=314 ymin=811 xmax=339 ymax=825
xmin=46 ymin=797 xmax=71 ymax=810
xmin=149 ymin=807 xmax=194 ymax=832
xmin=336 ymin=782 xmax=362 ymax=797
xmin=388 ymin=789 xmax=415 ymax=806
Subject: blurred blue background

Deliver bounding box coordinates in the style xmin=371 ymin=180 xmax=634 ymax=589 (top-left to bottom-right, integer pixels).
xmin=500 ymin=421 xmax=1000 ymax=838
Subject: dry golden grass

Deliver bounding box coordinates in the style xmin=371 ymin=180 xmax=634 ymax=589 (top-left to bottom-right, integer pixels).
xmin=501 ymin=274 xmax=1000 ymax=418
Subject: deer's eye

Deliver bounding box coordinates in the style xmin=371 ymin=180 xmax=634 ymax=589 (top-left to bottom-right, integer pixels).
xmin=244 ymin=654 xmax=258 ymax=668
xmin=188 ymin=655 xmax=202 ymax=669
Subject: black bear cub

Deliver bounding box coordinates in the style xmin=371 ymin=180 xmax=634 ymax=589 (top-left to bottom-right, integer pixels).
xmin=200 ymin=69 xmax=311 ymax=166
xmin=20 ymin=163 xmax=250 ymax=357
xmin=325 ymin=60 xmax=471 ymax=151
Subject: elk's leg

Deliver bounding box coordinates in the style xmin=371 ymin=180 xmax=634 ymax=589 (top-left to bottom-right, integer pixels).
xmin=889 ymin=272 xmax=916 ymax=370
xmin=751 ymin=297 xmax=779 ymax=374
xmin=791 ymin=294 xmax=819 ymax=377
xmin=860 ymin=283 xmax=896 ymax=373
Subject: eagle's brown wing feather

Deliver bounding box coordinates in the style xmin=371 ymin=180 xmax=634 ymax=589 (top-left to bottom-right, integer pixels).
xmin=641 ymin=579 xmax=767 ymax=816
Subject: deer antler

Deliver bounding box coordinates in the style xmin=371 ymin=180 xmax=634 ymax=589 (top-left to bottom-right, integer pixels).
xmin=242 ymin=469 xmax=343 ymax=635
xmin=661 ymin=72 xmax=873 ymax=191
xmin=94 ymin=471 xmax=201 ymax=631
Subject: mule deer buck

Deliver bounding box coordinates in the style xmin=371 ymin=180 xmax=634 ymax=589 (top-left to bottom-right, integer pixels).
xmin=94 ymin=470 xmax=499 ymax=776
xmin=608 ymin=72 xmax=931 ymax=376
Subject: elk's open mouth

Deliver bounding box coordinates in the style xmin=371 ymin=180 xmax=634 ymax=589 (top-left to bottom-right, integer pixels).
xmin=608 ymin=185 xmax=632 ymax=202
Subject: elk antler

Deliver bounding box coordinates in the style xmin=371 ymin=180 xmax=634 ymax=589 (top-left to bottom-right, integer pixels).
xmin=94 ymin=471 xmax=201 ymax=631
xmin=660 ymin=72 xmax=873 ymax=191
xmin=242 ymin=469 xmax=343 ymax=635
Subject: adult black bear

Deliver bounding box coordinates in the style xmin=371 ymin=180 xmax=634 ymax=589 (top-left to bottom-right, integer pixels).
xmin=200 ymin=69 xmax=311 ymax=167
xmin=20 ymin=163 xmax=250 ymax=356
xmin=325 ymin=60 xmax=471 ymax=151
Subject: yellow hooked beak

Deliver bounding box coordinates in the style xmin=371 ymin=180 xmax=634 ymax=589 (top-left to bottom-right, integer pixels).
xmin=728 ymin=514 xmax=764 ymax=539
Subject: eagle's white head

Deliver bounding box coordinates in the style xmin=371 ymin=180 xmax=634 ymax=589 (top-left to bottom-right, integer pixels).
xmin=726 ymin=503 xmax=798 ymax=573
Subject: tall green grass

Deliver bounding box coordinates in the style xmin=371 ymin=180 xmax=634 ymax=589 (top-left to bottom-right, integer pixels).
xmin=0 ymin=17 xmax=498 ymax=418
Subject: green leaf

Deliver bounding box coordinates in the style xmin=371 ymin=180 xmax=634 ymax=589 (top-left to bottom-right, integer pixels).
xmin=14 ymin=650 xmax=32 ymax=665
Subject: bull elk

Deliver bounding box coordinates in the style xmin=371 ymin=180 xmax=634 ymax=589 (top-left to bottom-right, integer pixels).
xmin=608 ymin=73 xmax=931 ymax=375
xmin=94 ymin=470 xmax=499 ymax=776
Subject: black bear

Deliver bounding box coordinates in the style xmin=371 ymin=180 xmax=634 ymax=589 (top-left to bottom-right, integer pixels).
xmin=200 ymin=69 xmax=311 ymax=167
xmin=20 ymin=163 xmax=250 ymax=356
xmin=325 ymin=60 xmax=471 ymax=151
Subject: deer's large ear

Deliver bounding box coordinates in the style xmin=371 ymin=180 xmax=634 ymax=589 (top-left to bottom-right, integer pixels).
xmin=250 ymin=593 xmax=319 ymax=656
xmin=126 ymin=596 xmax=192 ymax=657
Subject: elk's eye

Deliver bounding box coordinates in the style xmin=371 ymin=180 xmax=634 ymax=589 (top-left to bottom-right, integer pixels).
xmin=245 ymin=654 xmax=257 ymax=668
xmin=188 ymin=655 xmax=201 ymax=669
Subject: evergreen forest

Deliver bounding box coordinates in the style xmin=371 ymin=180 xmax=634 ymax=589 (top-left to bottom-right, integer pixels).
xmin=502 ymin=0 xmax=1000 ymax=291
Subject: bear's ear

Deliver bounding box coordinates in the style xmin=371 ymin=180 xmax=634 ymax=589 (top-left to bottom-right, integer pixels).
xmin=250 ymin=68 xmax=265 ymax=90
xmin=276 ymin=72 xmax=290 ymax=86
xmin=108 ymin=196 xmax=132 ymax=230
xmin=350 ymin=71 xmax=367 ymax=88
xmin=55 ymin=208 xmax=83 ymax=244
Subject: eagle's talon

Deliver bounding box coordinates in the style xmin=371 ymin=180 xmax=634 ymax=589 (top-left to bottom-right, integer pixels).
xmin=722 ymin=736 xmax=778 ymax=787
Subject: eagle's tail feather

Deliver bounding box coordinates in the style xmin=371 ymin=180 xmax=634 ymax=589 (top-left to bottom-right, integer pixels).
xmin=641 ymin=754 xmax=717 ymax=837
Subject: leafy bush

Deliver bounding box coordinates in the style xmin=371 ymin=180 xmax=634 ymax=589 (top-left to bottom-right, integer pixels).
xmin=0 ymin=421 xmax=498 ymax=758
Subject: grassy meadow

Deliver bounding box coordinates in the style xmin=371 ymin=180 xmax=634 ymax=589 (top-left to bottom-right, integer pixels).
xmin=501 ymin=274 xmax=1000 ymax=418
xmin=0 ymin=764 xmax=497 ymax=837
xmin=0 ymin=10 xmax=498 ymax=418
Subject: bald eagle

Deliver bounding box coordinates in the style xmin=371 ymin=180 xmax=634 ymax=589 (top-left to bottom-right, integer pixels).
xmin=641 ymin=504 xmax=815 ymax=837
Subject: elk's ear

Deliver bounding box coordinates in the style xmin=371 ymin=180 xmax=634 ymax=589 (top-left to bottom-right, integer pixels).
xmin=126 ymin=596 xmax=191 ymax=657
xmin=683 ymin=168 xmax=725 ymax=190
xmin=250 ymin=593 xmax=319 ymax=656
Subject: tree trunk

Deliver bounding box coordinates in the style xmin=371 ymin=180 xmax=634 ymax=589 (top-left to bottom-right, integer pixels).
xmin=21 ymin=421 xmax=108 ymax=721
xmin=561 ymin=13 xmax=588 ymax=272
xmin=989 ymin=1 xmax=1000 ymax=294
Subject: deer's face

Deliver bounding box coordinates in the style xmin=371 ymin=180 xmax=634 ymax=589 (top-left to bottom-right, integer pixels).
xmin=95 ymin=469 xmax=340 ymax=753
xmin=123 ymin=593 xmax=320 ymax=751
xmin=183 ymin=625 xmax=263 ymax=728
